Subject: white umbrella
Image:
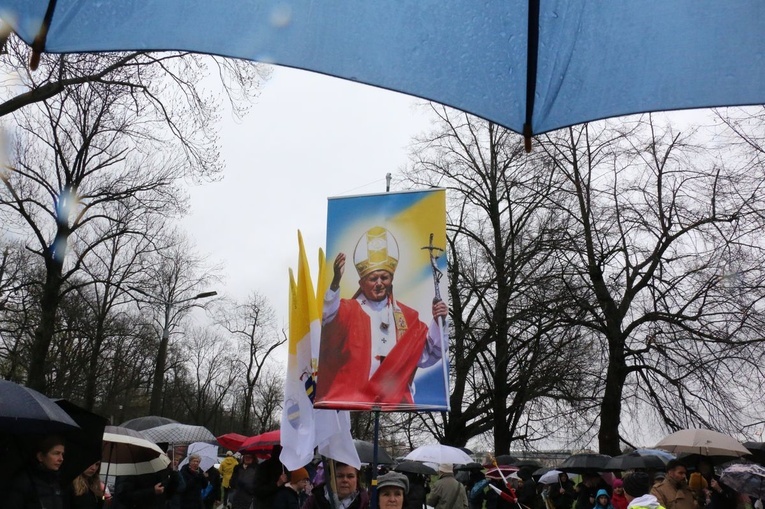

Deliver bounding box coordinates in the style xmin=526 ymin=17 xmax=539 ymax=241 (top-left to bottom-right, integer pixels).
xmin=101 ymin=425 xmax=171 ymax=476
xmin=403 ymin=444 xmax=473 ymax=465
xmin=179 ymin=441 xmax=219 ymax=472
xmin=539 ymin=470 xmax=564 ymax=485
xmin=655 ymin=429 xmax=750 ymax=458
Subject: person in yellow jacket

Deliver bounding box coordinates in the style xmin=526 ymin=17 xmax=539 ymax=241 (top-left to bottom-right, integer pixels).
xmin=218 ymin=451 xmax=239 ymax=508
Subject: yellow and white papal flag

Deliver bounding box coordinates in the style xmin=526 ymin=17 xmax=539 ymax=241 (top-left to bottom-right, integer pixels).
xmin=280 ymin=232 xmax=360 ymax=470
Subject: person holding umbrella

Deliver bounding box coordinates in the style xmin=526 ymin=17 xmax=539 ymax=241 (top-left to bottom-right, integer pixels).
xmin=230 ymin=453 xmax=258 ymax=509
xmin=8 ymin=435 xmax=68 ymax=509
xmin=651 ymin=461 xmax=696 ymax=509
xmin=549 ymin=472 xmax=576 ymax=509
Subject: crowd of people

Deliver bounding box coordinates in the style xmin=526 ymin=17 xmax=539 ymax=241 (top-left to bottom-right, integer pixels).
xmin=6 ymin=435 xmax=764 ymax=509
xmin=463 ymin=459 xmax=762 ymax=509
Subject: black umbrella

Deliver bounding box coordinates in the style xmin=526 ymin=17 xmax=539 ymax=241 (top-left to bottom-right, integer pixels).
xmin=744 ymin=442 xmax=765 ymax=465
xmin=54 ymin=399 xmax=108 ymax=484
xmin=604 ymin=452 xmax=666 ymax=471
xmin=559 ymin=453 xmax=612 ymax=473
xmin=455 ymin=462 xmax=484 ymax=471
xmin=353 ymin=440 xmax=394 ymax=464
xmin=120 ymin=415 xmax=178 ymax=432
xmin=494 ymin=454 xmax=519 ymax=466
xmin=394 ymin=460 xmax=437 ymax=475
xmin=0 ymin=380 xmax=80 ymax=434
xmin=513 ymin=459 xmax=544 ymax=469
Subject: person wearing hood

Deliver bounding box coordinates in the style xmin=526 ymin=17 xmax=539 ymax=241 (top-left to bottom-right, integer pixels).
xmin=623 ymin=472 xmax=666 ymax=509
xmin=612 ymin=479 xmax=629 ymax=509
xmin=549 ymin=472 xmax=576 ymax=509
xmin=594 ymin=489 xmax=616 ymax=509
xmin=219 ymin=451 xmax=239 ymax=507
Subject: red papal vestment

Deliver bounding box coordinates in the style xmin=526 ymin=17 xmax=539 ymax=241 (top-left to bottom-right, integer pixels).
xmin=315 ymin=296 xmax=429 ymax=411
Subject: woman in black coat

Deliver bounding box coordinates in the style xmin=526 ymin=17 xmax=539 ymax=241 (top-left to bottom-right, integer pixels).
xmin=8 ymin=435 xmax=69 ymax=509
xmin=179 ymin=454 xmax=209 ymax=509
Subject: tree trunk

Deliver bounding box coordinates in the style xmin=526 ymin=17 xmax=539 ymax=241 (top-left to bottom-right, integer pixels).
xmin=27 ymin=253 xmax=63 ymax=392
xmin=598 ymin=335 xmax=627 ymax=455
xmin=84 ymin=317 xmax=106 ymax=410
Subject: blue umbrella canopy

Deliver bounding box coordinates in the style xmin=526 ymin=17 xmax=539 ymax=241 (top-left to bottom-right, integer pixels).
xmin=1 ymin=1 xmax=764 ymax=144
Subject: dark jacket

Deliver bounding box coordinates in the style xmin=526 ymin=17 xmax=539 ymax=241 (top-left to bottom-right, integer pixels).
xmin=230 ymin=464 xmax=258 ymax=509
xmin=8 ymin=466 xmax=68 ymax=509
xmin=301 ymin=483 xmax=370 ymax=509
xmin=549 ymin=479 xmax=576 ymax=509
xmin=71 ymin=487 xmax=101 ymax=509
xmin=253 ymin=456 xmax=284 ymax=508
xmin=273 ymin=486 xmax=301 ymax=509
xmin=112 ymin=473 xmax=166 ymax=509
xmin=179 ymin=464 xmax=208 ymax=509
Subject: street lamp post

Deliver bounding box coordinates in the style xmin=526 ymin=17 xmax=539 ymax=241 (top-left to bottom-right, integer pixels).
xmin=148 ymin=290 xmax=217 ymax=415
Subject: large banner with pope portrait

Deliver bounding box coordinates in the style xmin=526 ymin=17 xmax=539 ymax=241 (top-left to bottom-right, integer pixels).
xmin=314 ymin=189 xmax=450 ymax=412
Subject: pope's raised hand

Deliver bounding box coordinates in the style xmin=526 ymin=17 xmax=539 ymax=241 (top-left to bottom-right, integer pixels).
xmin=330 ymin=253 xmax=346 ymax=291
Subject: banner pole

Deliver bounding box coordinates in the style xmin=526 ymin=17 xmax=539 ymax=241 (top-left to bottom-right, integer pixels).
xmin=371 ymin=407 xmax=381 ymax=509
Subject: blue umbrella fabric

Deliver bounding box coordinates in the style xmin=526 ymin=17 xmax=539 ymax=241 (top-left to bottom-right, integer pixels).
xmin=0 ymin=380 xmax=80 ymax=434
xmin=720 ymin=463 xmax=765 ymax=499
xmin=1 ymin=2 xmax=765 ymax=141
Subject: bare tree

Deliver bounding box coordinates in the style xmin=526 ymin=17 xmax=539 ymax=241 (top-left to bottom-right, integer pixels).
xmin=216 ymin=293 xmax=285 ymax=434
xmin=131 ymin=233 xmax=220 ymax=415
xmin=0 ymin=37 xmax=268 ymax=392
xmin=176 ymin=325 xmax=238 ymax=426
xmin=539 ymin=115 xmax=765 ymax=454
xmin=403 ymin=105 xmax=594 ymax=452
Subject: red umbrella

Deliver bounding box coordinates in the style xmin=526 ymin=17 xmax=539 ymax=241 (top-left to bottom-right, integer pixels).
xmin=217 ymin=433 xmax=249 ymax=452
xmin=240 ymin=430 xmax=280 ymax=455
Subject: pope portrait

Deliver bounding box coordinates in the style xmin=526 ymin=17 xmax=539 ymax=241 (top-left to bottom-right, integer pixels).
xmin=314 ymin=226 xmax=448 ymax=410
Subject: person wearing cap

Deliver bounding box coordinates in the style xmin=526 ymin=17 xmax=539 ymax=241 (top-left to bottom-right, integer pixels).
xmin=301 ymin=463 xmax=370 ymax=509
xmin=622 ymin=472 xmax=665 ymax=509
xmin=316 ymin=227 xmax=448 ymax=409
xmin=376 ymin=471 xmax=409 ymax=509
xmin=219 ymin=451 xmax=239 ymax=508
xmin=427 ymin=463 xmax=468 ymax=509
xmin=651 ymin=461 xmax=697 ymax=509
xmin=273 ymin=468 xmax=311 ymax=509
xmin=612 ymin=479 xmax=629 ymax=509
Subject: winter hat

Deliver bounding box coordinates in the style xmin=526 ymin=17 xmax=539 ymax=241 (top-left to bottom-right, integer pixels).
xmin=290 ymin=468 xmax=310 ymax=484
xmin=688 ymin=472 xmax=708 ymax=492
xmin=226 ymin=451 xmax=233 ymax=456
xmin=612 ymin=479 xmax=623 ymax=488
xmin=438 ymin=463 xmax=454 ymax=474
xmin=377 ymin=472 xmax=409 ymax=494
xmin=622 ymin=472 xmax=651 ymax=498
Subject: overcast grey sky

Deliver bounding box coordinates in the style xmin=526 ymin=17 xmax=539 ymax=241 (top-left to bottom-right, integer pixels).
xmin=182 ymin=66 xmax=432 ymax=328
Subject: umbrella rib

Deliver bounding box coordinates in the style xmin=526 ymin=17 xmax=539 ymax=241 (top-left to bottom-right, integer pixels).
xmin=31 ymin=0 xmax=58 ymax=69
xmin=523 ymin=0 xmax=541 ymax=152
